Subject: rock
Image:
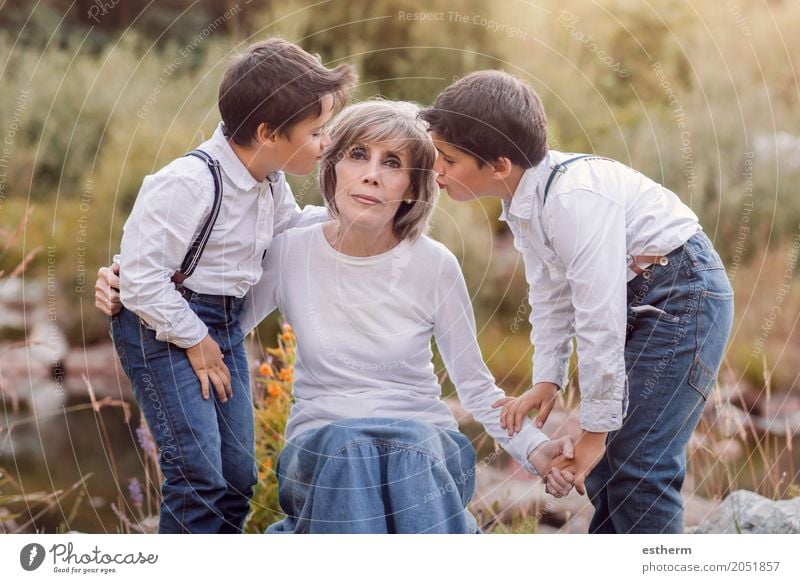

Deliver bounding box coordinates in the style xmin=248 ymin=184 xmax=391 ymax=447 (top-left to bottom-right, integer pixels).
xmin=683 ymin=493 xmax=719 ymax=528
xmin=711 ymin=437 xmax=744 ymax=462
xmin=63 ymin=343 xmax=131 ymax=401
xmin=26 ymin=319 xmax=69 ymax=367
xmin=0 ymin=341 xmax=131 ymax=410
xmin=750 ymin=411 xmax=800 ymax=437
xmin=470 ymin=463 xmax=591 ymax=529
xmin=707 ymin=401 xmax=750 ymax=438
xmin=693 ymin=490 xmax=800 ymax=533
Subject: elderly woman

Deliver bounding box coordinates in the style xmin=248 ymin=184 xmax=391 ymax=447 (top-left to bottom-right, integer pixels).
xmin=96 ymin=100 xmax=574 ymax=533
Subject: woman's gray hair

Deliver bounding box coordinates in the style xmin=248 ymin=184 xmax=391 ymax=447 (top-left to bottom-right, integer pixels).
xmin=319 ymin=99 xmax=438 ymax=241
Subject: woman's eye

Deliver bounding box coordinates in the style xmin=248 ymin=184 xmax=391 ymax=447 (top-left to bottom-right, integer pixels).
xmin=349 ymin=147 xmax=367 ymax=159
xmin=384 ymin=158 xmax=401 ymax=169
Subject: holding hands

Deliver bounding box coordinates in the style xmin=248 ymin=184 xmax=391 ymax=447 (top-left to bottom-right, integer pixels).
xmin=495 ymin=383 xmax=607 ymax=498
xmin=551 ymin=430 xmax=607 ymax=496
xmin=527 ymin=436 xmax=576 ymax=498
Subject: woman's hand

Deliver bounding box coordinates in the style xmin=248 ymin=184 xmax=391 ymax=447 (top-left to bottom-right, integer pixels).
xmin=95 ymin=263 xmax=122 ymax=316
xmin=528 ymin=435 xmax=575 ymax=498
xmin=492 ymin=381 xmax=560 ymax=435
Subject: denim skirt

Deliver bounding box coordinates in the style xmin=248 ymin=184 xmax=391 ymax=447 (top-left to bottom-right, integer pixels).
xmin=267 ymin=417 xmax=480 ymax=533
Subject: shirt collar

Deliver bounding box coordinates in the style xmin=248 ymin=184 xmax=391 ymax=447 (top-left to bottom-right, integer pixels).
xmin=499 ymin=150 xmax=553 ymax=222
xmin=205 ymin=122 xmax=280 ymax=191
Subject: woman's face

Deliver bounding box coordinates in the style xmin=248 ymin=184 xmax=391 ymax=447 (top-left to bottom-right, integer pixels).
xmin=332 ymin=138 xmax=412 ymax=235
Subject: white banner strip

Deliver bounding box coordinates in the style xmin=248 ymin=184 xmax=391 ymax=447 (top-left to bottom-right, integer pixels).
xmin=1 ymin=534 xmax=797 ymax=582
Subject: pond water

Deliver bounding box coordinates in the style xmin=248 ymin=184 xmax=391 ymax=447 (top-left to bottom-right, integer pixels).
xmin=1 ymin=398 xmax=146 ymax=533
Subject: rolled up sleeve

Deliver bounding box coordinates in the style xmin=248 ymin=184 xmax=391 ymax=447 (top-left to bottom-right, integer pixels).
xmin=545 ymin=189 xmax=629 ymax=432
xmin=529 ymin=262 xmax=576 ymax=392
xmin=119 ymin=171 xmax=212 ymax=349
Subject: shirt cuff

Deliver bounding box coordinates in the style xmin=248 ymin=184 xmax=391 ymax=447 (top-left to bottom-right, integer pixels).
xmin=580 ymin=398 xmax=625 ymax=432
xmin=532 ymin=359 xmax=570 ymax=392
xmin=508 ymin=424 xmax=550 ymax=476
xmin=155 ymin=309 xmax=208 ymax=349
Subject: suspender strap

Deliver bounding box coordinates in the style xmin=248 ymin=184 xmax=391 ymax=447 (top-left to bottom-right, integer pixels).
xmin=541 ymin=154 xmax=671 ymax=278
xmin=171 ymin=149 xmax=223 ymax=285
xmin=542 ymin=155 xmax=613 ymax=204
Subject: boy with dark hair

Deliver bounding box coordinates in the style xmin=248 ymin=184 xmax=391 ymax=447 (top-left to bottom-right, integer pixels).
xmin=105 ymin=38 xmax=356 ymax=533
xmin=420 ymin=70 xmax=733 ymax=534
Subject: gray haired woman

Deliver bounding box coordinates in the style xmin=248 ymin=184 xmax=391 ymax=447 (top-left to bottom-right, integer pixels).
xmin=95 ymin=100 xmax=575 ymax=533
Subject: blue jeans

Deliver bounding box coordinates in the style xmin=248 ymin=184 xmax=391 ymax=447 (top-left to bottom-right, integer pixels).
xmin=267 ymin=418 xmax=480 ymax=534
xmin=110 ymin=291 xmax=257 ymax=533
xmin=585 ymin=231 xmax=734 ymax=533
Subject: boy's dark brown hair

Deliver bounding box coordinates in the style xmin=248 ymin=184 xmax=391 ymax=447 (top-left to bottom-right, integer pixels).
xmin=419 ymin=70 xmax=548 ymax=169
xmin=219 ymin=38 xmax=357 ymax=145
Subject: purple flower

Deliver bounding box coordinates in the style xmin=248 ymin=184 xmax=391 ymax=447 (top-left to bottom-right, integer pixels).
xmin=136 ymin=423 xmax=157 ymax=459
xmin=128 ymin=477 xmax=144 ymax=509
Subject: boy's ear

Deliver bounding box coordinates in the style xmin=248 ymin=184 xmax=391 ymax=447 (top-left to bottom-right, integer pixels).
xmin=490 ymin=156 xmax=514 ymax=180
xmin=255 ymin=122 xmax=279 ymax=145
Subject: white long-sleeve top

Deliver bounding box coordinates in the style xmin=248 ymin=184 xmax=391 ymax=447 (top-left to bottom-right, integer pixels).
xmin=240 ymin=223 xmax=549 ymax=472
xmin=118 ymin=122 xmax=327 ymax=348
xmin=501 ymin=150 xmax=701 ymax=432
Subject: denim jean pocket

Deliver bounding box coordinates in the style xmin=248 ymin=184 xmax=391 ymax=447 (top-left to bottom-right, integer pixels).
xmin=630 ymin=304 xmax=681 ymax=324
xmin=686 ymin=242 xmax=726 ymax=273
xmin=688 ymin=289 xmax=734 ymax=400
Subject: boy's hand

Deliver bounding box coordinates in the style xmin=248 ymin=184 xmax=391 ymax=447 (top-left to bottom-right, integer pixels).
xmin=95 ymin=263 xmax=122 ymax=316
xmin=528 ymin=435 xmax=575 ymax=497
xmin=543 ymin=467 xmax=576 ymax=498
xmin=97 ymin=262 xmax=232 ymax=402
xmin=552 ymin=430 xmax=607 ymax=496
xmin=492 ymin=381 xmax=559 ymax=435
xmin=186 ymin=334 xmax=232 ymax=403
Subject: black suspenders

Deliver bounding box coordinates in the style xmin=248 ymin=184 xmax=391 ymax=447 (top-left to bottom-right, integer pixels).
xmin=542 ymin=154 xmax=614 ymax=204
xmin=171 ymin=148 xmax=223 ymax=285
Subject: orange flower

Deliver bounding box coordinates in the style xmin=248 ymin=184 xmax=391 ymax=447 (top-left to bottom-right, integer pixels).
xmin=277 ymin=368 xmax=293 ymax=382
xmin=281 ymin=322 xmax=293 ymax=333
xmin=262 ymin=459 xmax=273 ymax=470
xmin=267 ymin=383 xmax=282 ymax=398
xmin=258 ymin=363 xmax=273 ymax=377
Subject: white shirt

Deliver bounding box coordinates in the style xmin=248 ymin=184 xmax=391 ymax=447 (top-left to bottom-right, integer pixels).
xmin=240 ymin=224 xmax=550 ymax=472
xmin=118 ymin=122 xmax=327 ymax=348
xmin=501 ymin=150 xmax=701 ymax=432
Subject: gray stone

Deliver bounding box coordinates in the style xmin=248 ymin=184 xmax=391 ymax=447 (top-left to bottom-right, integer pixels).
xmin=693 ymin=490 xmax=800 ymax=534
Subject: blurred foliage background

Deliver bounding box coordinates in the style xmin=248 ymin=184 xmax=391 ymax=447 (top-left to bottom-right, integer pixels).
xmin=1 ymin=0 xmax=799 ymax=393
xmin=2 ymin=0 xmax=800 ymax=534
